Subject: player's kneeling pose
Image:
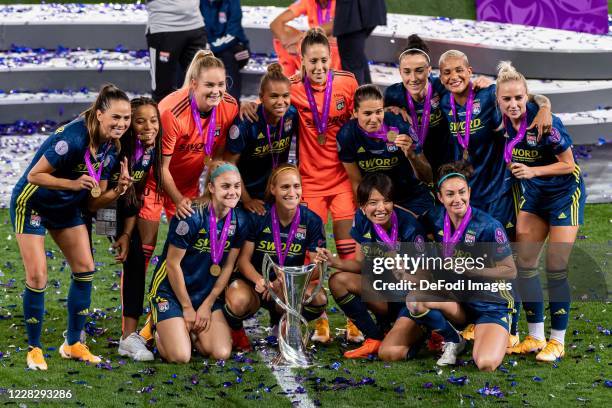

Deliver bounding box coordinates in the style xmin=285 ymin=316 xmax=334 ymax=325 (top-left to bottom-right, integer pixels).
xmin=316 ymin=174 xmax=427 ymax=359
xmin=224 ymin=164 xmax=328 ymax=351
xmin=413 ymin=163 xmax=517 ymax=370
xmin=12 ymin=85 xmax=130 ymax=370
xmin=147 ymin=162 xmax=248 ymax=363
xmin=496 ymin=62 xmax=586 ymax=362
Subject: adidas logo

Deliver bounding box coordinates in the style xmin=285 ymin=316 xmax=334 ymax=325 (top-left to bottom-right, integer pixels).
xmin=77 ymin=309 xmax=90 ymax=316
xmin=506 ymin=222 xmax=514 ymax=228
xmin=558 ymin=212 xmax=567 ymax=219
xmin=263 ymin=227 xmax=271 ymax=233
xmin=438 ymin=230 xmax=444 ymax=236
xmin=357 ymin=147 xmax=366 ymax=153
xmin=553 ymin=308 xmax=567 ymax=315
xmin=501 ymin=316 xmax=508 ymax=323
xmin=25 ymin=317 xmax=39 ymax=324
xmin=257 ymin=133 xmax=265 ymax=140
xmin=363 ymin=232 xmax=371 ymax=239
xmin=199 ymin=228 xmax=207 ymax=234
xmin=526 ymin=310 xmax=534 ymax=315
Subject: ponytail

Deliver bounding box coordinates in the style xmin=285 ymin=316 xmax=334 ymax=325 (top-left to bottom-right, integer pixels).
xmin=82 ymin=83 xmax=129 ymax=154
xmin=183 ymin=49 xmax=225 ymax=88
xmin=495 ymin=60 xmax=528 ymax=96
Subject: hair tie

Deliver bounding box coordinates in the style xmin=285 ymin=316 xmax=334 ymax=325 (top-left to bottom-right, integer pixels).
xmin=399 ymin=48 xmax=431 ymax=64
xmin=437 ymin=172 xmax=466 ymax=189
xmin=210 ymin=163 xmax=238 ymax=182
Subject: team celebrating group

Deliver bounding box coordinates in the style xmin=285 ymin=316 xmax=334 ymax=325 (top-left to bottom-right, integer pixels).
xmin=12 ymin=22 xmax=585 ymax=372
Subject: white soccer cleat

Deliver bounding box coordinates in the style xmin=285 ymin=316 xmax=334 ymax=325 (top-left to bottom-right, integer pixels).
xmin=118 ymin=333 xmax=154 ymax=361
xmin=436 ymin=337 xmax=466 ymax=366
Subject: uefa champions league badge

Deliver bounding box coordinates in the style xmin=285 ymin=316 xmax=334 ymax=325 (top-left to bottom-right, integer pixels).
xmin=54 ymin=140 xmax=69 ymax=155
xmin=495 ymin=228 xmax=507 ymax=244
xmin=229 ymin=124 xmax=240 ymax=140
xmin=176 ymin=220 xmax=189 ymax=236
xmin=549 ymin=127 xmax=561 ymax=143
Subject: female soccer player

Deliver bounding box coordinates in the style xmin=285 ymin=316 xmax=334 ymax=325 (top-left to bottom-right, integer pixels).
xmin=316 ymin=173 xmax=427 ymax=358
xmin=12 ymin=85 xmax=130 ymax=370
xmin=147 ymin=161 xmax=248 ymax=363
xmin=89 ymin=97 xmax=163 ymax=361
xmin=224 ymin=63 xmax=299 ymax=215
xmin=337 ymin=84 xmax=433 ymax=216
xmin=242 ymin=28 xmax=360 ymax=342
xmin=138 ymin=49 xmax=239 ymax=277
xmin=224 ymin=164 xmax=327 ymax=351
xmin=496 ymin=62 xmax=585 ymax=362
xmin=415 ymin=163 xmax=517 ymax=370
xmin=270 ymin=0 xmax=341 ymax=77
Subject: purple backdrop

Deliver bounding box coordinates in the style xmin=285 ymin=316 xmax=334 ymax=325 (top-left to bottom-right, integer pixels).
xmin=475 ymin=0 xmax=609 ymax=35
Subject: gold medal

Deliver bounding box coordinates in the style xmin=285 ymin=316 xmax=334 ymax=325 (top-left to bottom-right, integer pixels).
xmin=204 ymin=155 xmax=212 ymax=166
xmin=210 ymin=264 xmax=221 ymax=277
xmin=462 ymin=149 xmax=469 ymax=161
xmin=386 ymin=130 xmax=399 ymax=143
xmin=90 ymin=185 xmax=101 ymax=198
xmin=317 ymin=133 xmax=326 ymax=145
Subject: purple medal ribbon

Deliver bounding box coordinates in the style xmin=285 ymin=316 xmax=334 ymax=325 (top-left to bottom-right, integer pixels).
xmin=84 ymin=142 xmax=112 ymax=184
xmin=449 ymin=83 xmax=474 ymax=154
xmin=262 ymin=109 xmax=285 ymax=169
xmin=133 ymin=139 xmax=144 ymax=163
xmin=190 ymin=93 xmax=217 ymax=157
xmin=503 ymin=114 xmax=528 ymax=164
xmin=406 ymin=82 xmax=433 ymax=146
xmin=209 ymin=205 xmax=233 ymax=266
xmin=360 ymin=123 xmax=399 ymax=143
xmin=316 ymin=0 xmax=331 ymax=25
xmin=372 ymin=210 xmax=398 ymax=249
xmin=442 ymin=206 xmax=472 ymax=258
xmin=304 ymin=71 xmax=333 ymax=140
xmin=270 ymin=204 xmax=301 ymax=266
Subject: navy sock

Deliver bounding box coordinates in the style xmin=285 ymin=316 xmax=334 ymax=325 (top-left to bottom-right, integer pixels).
xmin=547 ymin=269 xmax=570 ymax=330
xmin=336 ymin=293 xmax=383 ymax=340
xmin=510 ymin=281 xmax=521 ymax=335
xmin=518 ymin=267 xmax=544 ymax=324
xmin=409 ymin=309 xmax=460 ymax=343
xmin=67 ymin=272 xmax=94 ymax=345
xmin=302 ymin=303 xmax=326 ymax=322
xmin=24 ymin=284 xmax=46 ymax=348
xmin=223 ymin=304 xmax=248 ymax=330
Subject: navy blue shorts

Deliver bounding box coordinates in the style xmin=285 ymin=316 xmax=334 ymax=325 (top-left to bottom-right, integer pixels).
xmin=476 ymin=186 xmax=518 ymax=236
xmin=151 ymin=289 xmax=224 ymax=324
xmin=520 ymin=182 xmax=585 ymax=227
xmin=396 ymin=189 xmax=435 ymax=217
xmin=10 ymin=184 xmax=85 ymax=235
xmin=464 ymin=301 xmax=512 ymax=331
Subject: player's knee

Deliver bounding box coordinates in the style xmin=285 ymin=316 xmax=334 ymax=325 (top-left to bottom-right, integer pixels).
xmin=26 ymin=269 xmax=47 ymax=289
xmin=310 ymin=290 xmax=327 ymax=307
xmin=226 ymin=290 xmax=255 ymax=316
xmin=378 ymin=345 xmax=407 ymax=362
xmin=328 ymin=272 xmax=348 ymax=296
xmin=211 ymin=342 xmax=232 ymax=361
xmin=165 ymin=349 xmax=191 ymax=364
xmin=474 ymin=354 xmax=502 ymax=372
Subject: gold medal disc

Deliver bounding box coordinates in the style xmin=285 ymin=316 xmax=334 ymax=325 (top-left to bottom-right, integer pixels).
xmin=317 ymin=133 xmax=326 ymax=145
xmin=90 ymin=185 xmax=101 ymax=198
xmin=210 ymin=264 xmax=221 ymax=277
xmin=462 ymin=149 xmax=469 ymax=161
xmin=386 ymin=130 xmax=399 ymax=143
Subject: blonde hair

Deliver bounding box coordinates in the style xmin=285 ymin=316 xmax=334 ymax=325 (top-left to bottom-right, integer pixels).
xmin=495 ymin=60 xmax=528 ymax=96
xmin=183 ymin=49 xmax=225 ymax=88
xmin=264 ymin=163 xmax=301 ymax=203
xmin=438 ymin=49 xmax=469 ymax=68
xmin=82 ymin=83 xmax=129 ymax=155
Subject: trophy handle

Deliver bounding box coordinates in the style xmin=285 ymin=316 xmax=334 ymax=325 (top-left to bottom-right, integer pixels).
xmin=303 ymin=260 xmax=327 ymax=305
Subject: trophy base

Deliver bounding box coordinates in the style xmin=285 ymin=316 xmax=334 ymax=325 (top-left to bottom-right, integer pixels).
xmin=271 ymin=351 xmax=313 ymax=368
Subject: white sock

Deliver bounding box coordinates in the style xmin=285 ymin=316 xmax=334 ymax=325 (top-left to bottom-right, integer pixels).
xmin=549 ymin=329 xmax=566 ymax=345
xmin=527 ymin=322 xmax=545 ymax=341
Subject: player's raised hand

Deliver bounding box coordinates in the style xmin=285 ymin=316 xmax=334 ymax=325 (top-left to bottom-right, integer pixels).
xmin=395 ymin=134 xmax=415 ymax=157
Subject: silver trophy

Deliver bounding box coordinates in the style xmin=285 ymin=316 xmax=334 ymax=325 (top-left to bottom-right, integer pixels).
xmin=262 ymin=253 xmax=327 ymax=367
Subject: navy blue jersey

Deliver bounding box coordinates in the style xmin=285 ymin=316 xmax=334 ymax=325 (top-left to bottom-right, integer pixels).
xmin=247 ymin=204 xmax=326 ymax=275
xmin=508 ymin=103 xmax=582 ymax=199
xmin=153 ymin=205 xmax=249 ymax=300
xmin=226 ymin=104 xmax=298 ymax=199
xmin=13 ymin=117 xmax=117 ymax=210
xmin=337 ymin=113 xmax=430 ymax=203
xmin=422 ymin=206 xmax=513 ymax=303
xmin=383 ymin=76 xmax=452 ymax=172
xmin=351 ymin=206 xmax=427 ymax=245
xmin=108 ymin=146 xmax=155 ymax=189
xmin=439 ymin=85 xmax=508 ymax=205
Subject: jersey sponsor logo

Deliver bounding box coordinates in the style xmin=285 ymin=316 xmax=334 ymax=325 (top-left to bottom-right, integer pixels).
xmin=157 ymin=299 xmax=169 ymax=313
xmin=256 ymin=240 xmax=303 ymax=254
xmin=193 ymin=238 xmax=231 ymax=253
xmin=472 ymin=100 xmax=481 ymax=115
xmin=557 ymin=212 xmax=567 ymax=219
xmin=176 ymin=220 xmax=190 ymax=236
xmin=54 ymin=140 xmax=69 ymax=156
xmin=253 ymin=137 xmax=290 ymax=155
xmin=549 ymin=127 xmax=561 ymax=143
xmin=358 ymin=156 xmax=400 ymax=171
xmin=495 ymin=228 xmax=507 ymax=244
xmin=449 ymin=118 xmax=482 ymax=134
xmin=229 ymin=125 xmax=240 ymax=139
xmin=512 ymin=147 xmax=540 ymax=160
xmin=30 ymin=214 xmax=41 ymax=227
